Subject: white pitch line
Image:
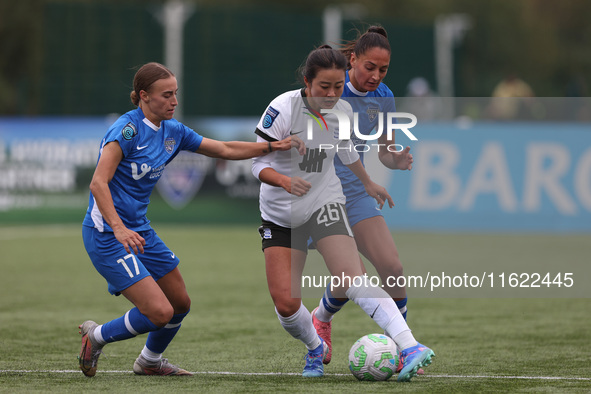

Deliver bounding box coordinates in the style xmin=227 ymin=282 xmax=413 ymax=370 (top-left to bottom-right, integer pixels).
xmin=426 ymin=374 xmax=591 ymax=381
xmin=0 ymin=370 xmax=590 ymax=381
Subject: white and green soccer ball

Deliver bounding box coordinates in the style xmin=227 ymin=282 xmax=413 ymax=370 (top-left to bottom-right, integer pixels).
xmin=348 ymin=333 xmax=399 ymax=381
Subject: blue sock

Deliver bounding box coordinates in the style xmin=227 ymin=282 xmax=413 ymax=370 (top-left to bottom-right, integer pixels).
xmin=100 ymin=307 xmax=160 ymax=343
xmin=322 ymin=285 xmax=348 ymax=314
xmin=395 ymin=297 xmax=408 ymax=321
xmin=145 ymin=310 xmax=189 ymax=354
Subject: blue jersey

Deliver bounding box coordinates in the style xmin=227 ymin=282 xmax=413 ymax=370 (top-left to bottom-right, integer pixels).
xmin=335 ymin=70 xmax=397 ymax=201
xmin=83 ymin=108 xmax=203 ymax=232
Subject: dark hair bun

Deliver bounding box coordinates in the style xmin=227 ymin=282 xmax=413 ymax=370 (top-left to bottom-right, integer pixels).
xmin=367 ymin=25 xmax=388 ymax=38
xmin=299 ymin=45 xmax=347 ymax=84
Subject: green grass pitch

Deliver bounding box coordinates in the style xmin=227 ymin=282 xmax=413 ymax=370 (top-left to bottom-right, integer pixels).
xmin=0 ymin=224 xmax=589 ymax=392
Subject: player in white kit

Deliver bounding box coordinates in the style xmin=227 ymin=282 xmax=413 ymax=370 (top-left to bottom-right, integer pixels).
xmin=252 ymin=46 xmax=434 ymax=381
xmin=311 ymin=25 xmax=420 ymax=375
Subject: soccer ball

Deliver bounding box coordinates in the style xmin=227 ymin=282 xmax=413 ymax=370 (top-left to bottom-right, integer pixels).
xmin=348 ymin=333 xmax=399 ymax=381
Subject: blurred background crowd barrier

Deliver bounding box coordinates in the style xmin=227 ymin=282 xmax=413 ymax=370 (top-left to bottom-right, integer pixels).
xmin=0 ymin=0 xmax=589 ymax=232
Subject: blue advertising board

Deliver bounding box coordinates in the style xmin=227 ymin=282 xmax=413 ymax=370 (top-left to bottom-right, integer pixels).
xmin=1 ymin=117 xmax=590 ymax=232
xmin=379 ymin=121 xmax=591 ymax=232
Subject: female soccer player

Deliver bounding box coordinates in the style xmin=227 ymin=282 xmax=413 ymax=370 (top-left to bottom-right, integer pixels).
xmin=79 ymin=62 xmax=297 ymax=377
xmin=310 ymin=26 xmax=417 ymax=371
xmin=252 ymin=45 xmax=433 ymax=381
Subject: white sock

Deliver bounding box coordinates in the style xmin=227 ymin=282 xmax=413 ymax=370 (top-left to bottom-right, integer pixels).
xmin=314 ymin=286 xmax=349 ymax=322
xmin=345 ymin=279 xmax=418 ymax=350
xmin=394 ymin=330 xmax=418 ymax=351
xmin=140 ymin=345 xmax=162 ymax=364
xmin=92 ymin=324 xmax=107 ymax=346
xmin=276 ymin=304 xmax=321 ymax=350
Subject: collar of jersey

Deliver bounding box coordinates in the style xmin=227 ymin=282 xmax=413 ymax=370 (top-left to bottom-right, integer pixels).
xmin=346 ymin=81 xmax=369 ymax=97
xmin=345 ymin=70 xmax=369 ymax=97
xmin=142 ymin=117 xmax=161 ymax=132
xmin=300 ymin=87 xmax=323 ymax=117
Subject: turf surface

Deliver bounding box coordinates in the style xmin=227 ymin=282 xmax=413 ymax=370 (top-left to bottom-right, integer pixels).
xmin=0 ymin=225 xmax=589 ymax=392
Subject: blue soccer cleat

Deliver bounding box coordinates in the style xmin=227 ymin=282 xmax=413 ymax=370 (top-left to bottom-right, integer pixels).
xmin=397 ymin=343 xmax=435 ymax=382
xmin=396 ymin=349 xmax=425 ymax=375
xmin=302 ymin=338 xmax=328 ymax=377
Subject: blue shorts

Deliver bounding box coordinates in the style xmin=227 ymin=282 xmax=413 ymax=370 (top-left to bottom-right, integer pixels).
xmin=82 ymin=226 xmax=180 ymax=295
xmin=345 ymin=193 xmax=383 ymax=228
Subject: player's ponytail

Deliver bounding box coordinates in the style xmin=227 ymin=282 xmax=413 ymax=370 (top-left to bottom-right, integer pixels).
xmin=340 ymin=25 xmax=391 ymax=69
xmin=317 ymin=44 xmax=333 ymax=50
xmin=367 ymin=25 xmax=388 ymax=39
xmin=130 ymin=91 xmax=140 ymax=107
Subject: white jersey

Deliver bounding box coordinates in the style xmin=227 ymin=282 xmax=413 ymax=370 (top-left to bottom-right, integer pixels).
xmin=252 ymin=88 xmax=359 ymax=228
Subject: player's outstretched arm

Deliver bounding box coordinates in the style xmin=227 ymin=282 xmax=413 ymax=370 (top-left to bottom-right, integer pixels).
xmin=196 ymin=136 xmax=304 ymax=160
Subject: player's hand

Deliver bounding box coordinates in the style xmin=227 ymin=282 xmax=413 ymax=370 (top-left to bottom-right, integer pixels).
xmin=290 ymin=135 xmax=306 ymax=155
xmin=114 ymin=226 xmax=146 ymax=254
xmin=273 ymin=136 xmax=305 ymax=155
xmin=287 ymin=176 xmax=311 ymax=197
xmin=365 ymin=182 xmax=394 ymax=209
xmin=379 ymin=146 xmax=413 ymax=170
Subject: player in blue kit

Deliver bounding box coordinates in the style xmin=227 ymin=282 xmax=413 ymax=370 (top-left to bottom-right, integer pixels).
xmin=79 ymin=62 xmax=296 ymax=377
xmin=310 ymin=27 xmax=420 ymax=375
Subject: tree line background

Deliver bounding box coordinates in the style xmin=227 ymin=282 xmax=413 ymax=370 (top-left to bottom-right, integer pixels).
xmin=1 ymin=0 xmax=589 ymax=116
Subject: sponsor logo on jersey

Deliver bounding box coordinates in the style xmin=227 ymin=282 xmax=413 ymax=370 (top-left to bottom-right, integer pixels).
xmin=122 ymin=122 xmax=137 ymax=140
xmin=131 ymin=162 xmax=152 ymax=180
xmin=164 ymin=138 xmax=176 ymax=154
xmin=263 ymin=106 xmax=280 ymax=129
xmin=367 ymin=107 xmax=379 ymax=122
xmin=299 ymin=148 xmax=327 ymax=173
xmin=156 ymin=151 xmax=212 ymax=209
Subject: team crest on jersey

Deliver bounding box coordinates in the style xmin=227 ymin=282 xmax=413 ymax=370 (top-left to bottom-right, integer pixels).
xmin=262 ymin=228 xmax=272 ymax=239
xmin=122 ymin=123 xmax=137 ymax=140
xmin=263 ymin=106 xmax=280 ymax=129
xmin=164 ymin=138 xmax=176 ymax=154
xmin=367 ymin=107 xmax=380 ymax=122
xmin=156 ymin=151 xmax=212 ymax=209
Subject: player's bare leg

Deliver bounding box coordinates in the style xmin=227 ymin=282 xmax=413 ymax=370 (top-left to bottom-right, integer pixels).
xmin=317 ymin=234 xmax=434 ymax=382
xmin=353 ymin=216 xmax=425 ymax=374
xmin=265 ymin=246 xmax=328 ymax=377
xmin=130 ymin=268 xmax=192 ymax=376
xmin=78 ymin=277 xmax=170 ymax=377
